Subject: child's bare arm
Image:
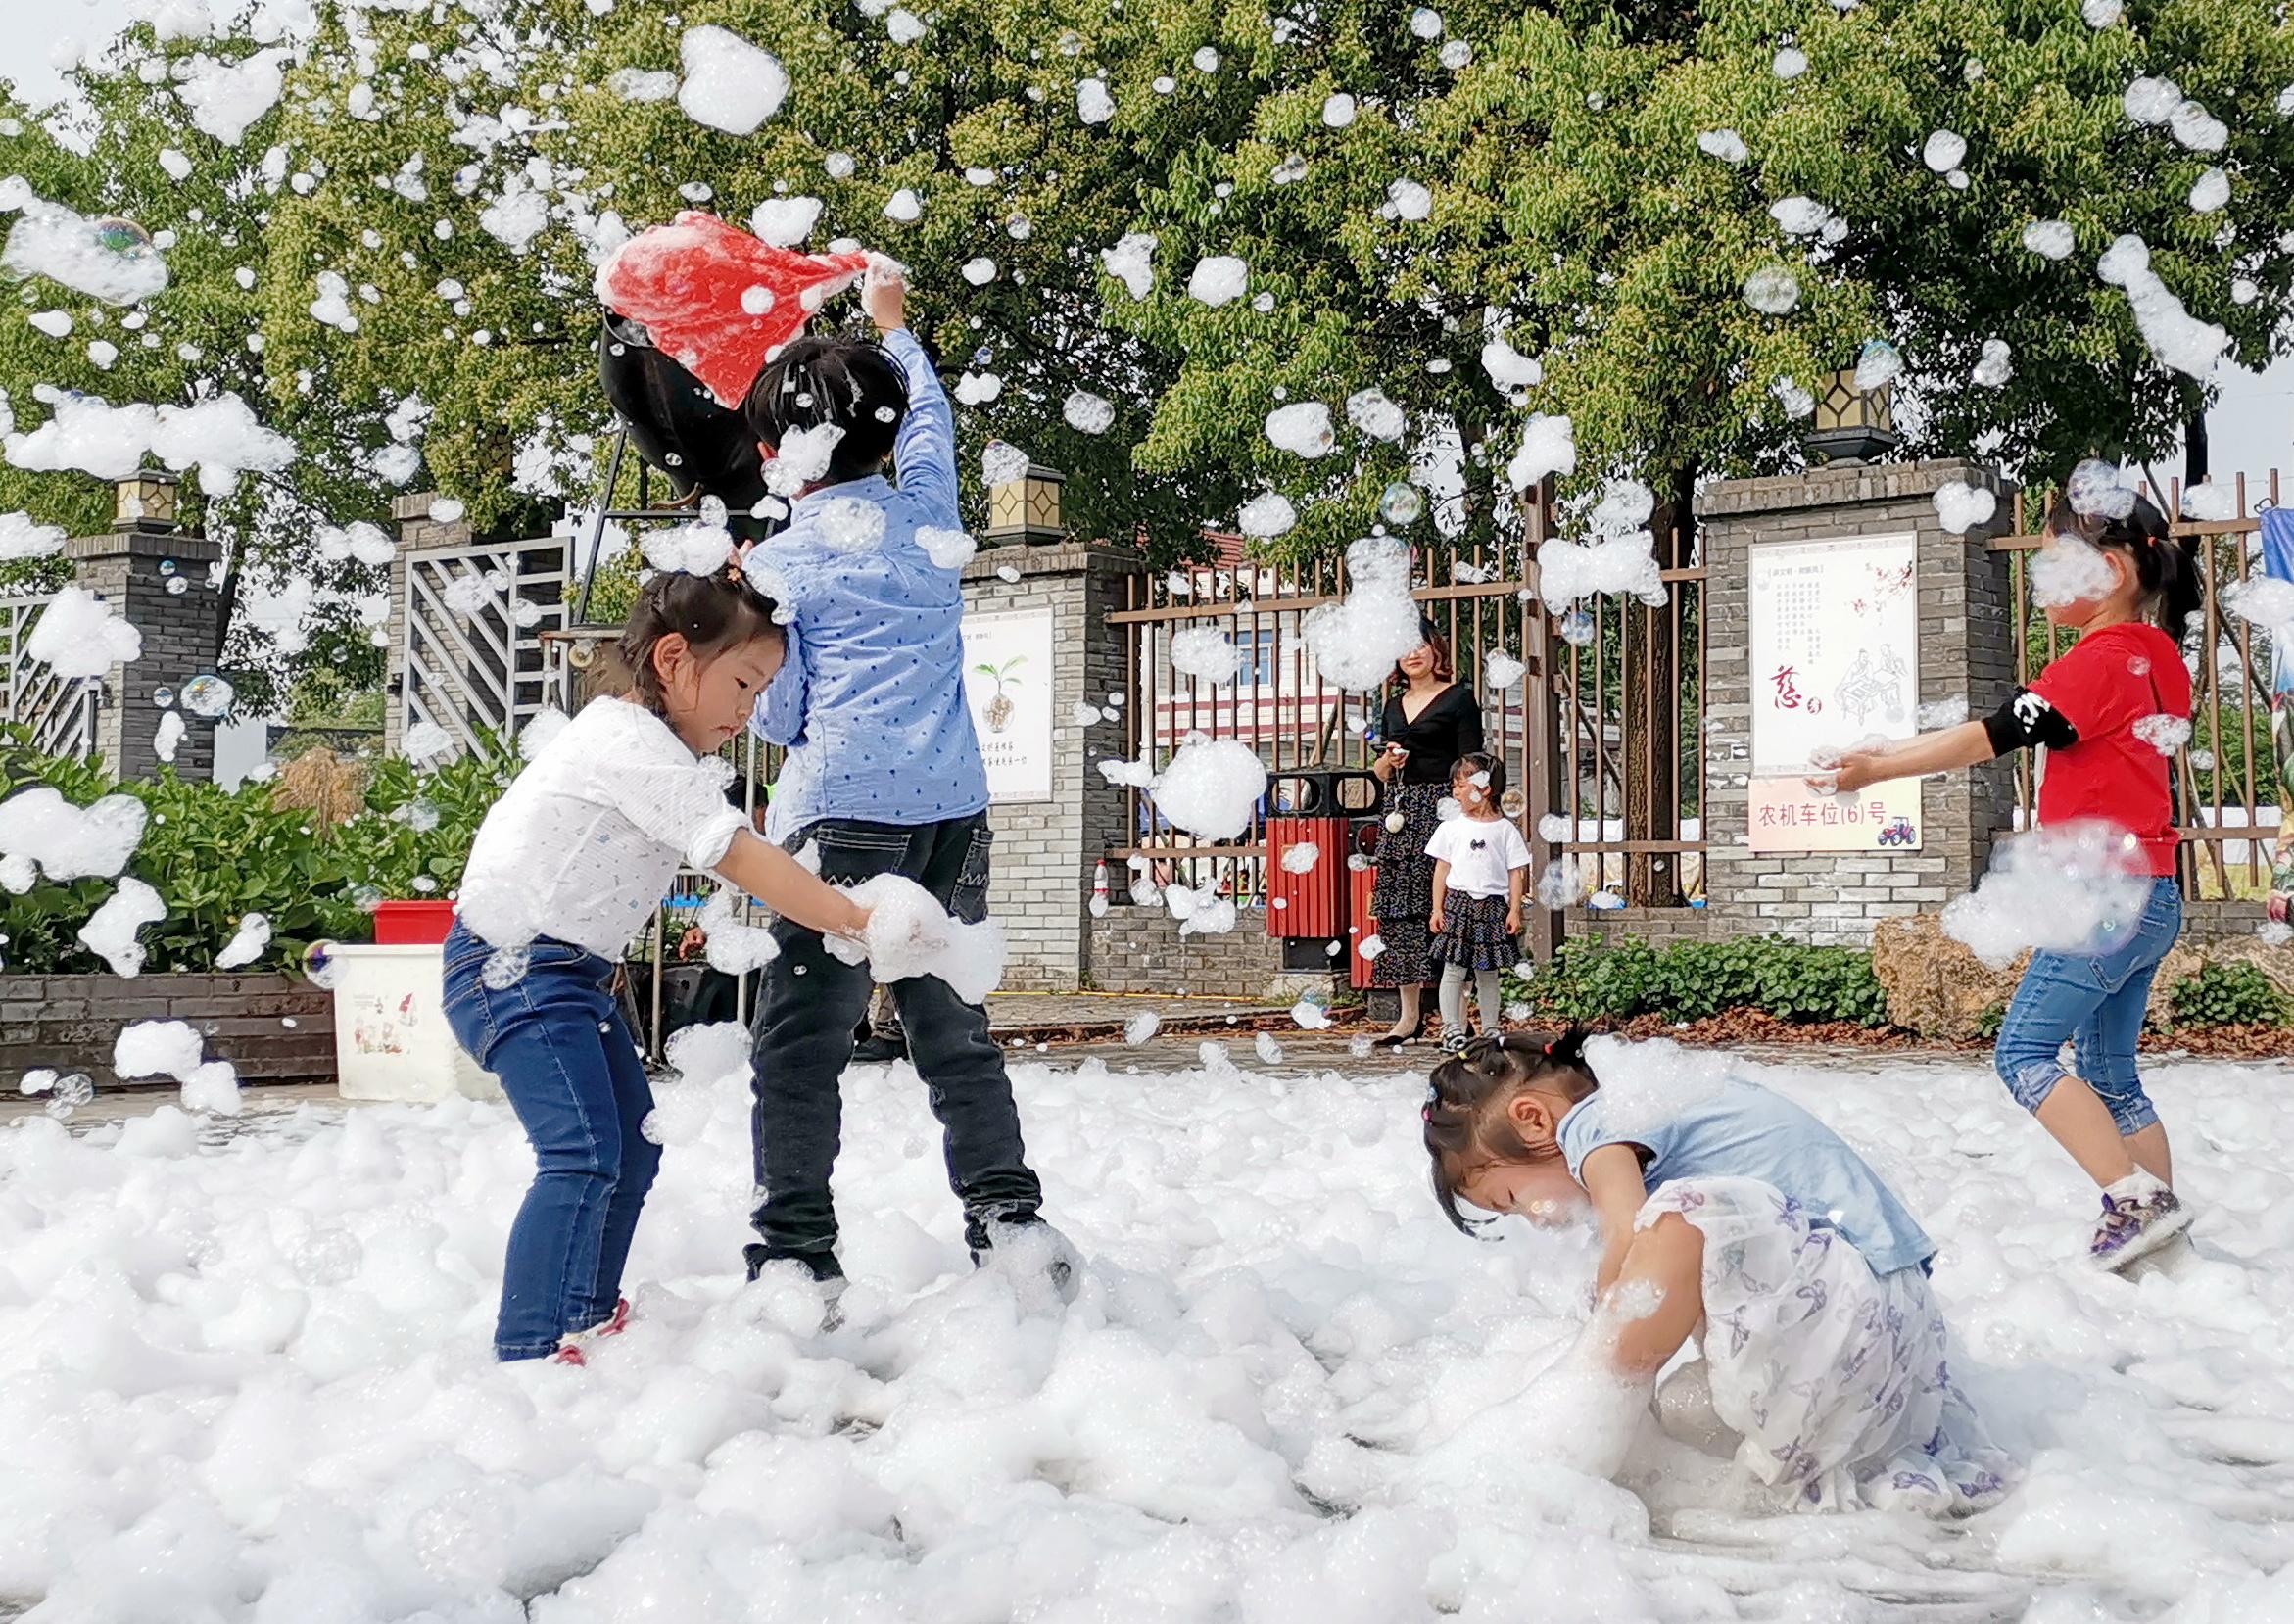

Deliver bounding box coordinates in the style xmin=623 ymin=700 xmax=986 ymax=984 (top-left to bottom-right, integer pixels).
xmin=1505 ymin=861 xmax=1527 ymax=931
xmin=1814 ymin=720 xmax=1994 ymax=795
xmin=1429 ymin=859 xmax=1451 ymax=931
xmin=1579 ymin=1143 xmax=1649 ymax=1294
xmin=713 ymin=831 xmax=869 ymax=940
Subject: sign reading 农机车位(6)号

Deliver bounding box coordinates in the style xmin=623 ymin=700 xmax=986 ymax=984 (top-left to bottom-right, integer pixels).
xmin=959 ymin=608 xmax=1055 ymax=802
xmin=1747 ymin=533 xmax=1924 ymax=853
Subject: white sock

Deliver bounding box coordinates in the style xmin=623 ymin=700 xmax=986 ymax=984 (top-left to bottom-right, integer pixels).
xmin=2104 ymin=1169 xmax=2168 ymax=1202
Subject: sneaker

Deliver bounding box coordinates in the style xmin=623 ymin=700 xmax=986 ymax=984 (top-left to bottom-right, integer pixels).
xmin=744 ymin=1244 xmax=845 ymax=1287
xmin=852 ymin=1031 xmax=908 ymax=1064
xmin=744 ymin=1244 xmax=848 ymax=1328
xmin=971 ymin=1216 xmax=1082 ymax=1305
xmin=549 ymin=1296 xmax=634 ymax=1366
xmin=2090 ymin=1187 xmax=2192 ymax=1271
xmin=1439 ymin=1027 xmax=1470 ymax=1056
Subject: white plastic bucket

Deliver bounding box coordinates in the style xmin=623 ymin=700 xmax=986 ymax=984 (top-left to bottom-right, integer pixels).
xmin=327 ymin=942 xmax=502 ymax=1103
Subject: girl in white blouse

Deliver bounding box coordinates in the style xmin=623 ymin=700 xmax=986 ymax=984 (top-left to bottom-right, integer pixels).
xmin=449 ymin=568 xmax=868 ymax=1363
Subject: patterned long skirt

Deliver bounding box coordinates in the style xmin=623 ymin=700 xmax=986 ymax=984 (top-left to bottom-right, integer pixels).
xmin=1368 ymin=781 xmax=1443 ymax=987
xmin=1646 ymin=1176 xmax=2010 ymax=1514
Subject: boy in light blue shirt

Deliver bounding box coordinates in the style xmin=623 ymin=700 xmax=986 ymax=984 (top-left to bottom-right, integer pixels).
xmin=737 ymin=261 xmax=1067 ymax=1296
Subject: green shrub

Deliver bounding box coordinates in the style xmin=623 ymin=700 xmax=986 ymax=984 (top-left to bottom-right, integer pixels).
xmin=1505 ymin=933 xmax=1890 ymax=1028
xmin=2168 ymin=962 xmax=2292 ymax=1028
xmin=0 ymin=729 xmax=517 ymax=977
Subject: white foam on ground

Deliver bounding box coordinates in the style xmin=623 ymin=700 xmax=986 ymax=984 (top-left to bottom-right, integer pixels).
xmin=4 ymin=1049 xmax=2293 ymax=1619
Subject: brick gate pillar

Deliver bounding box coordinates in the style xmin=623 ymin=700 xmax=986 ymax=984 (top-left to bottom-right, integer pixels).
xmin=1697 ymin=458 xmax=2018 ymax=946
xmin=961 ymin=538 xmax=1146 ymax=991
xmin=64 ymin=475 xmax=226 ymax=784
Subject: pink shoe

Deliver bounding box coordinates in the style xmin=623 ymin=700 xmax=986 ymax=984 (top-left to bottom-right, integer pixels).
xmin=551 ymin=1298 xmax=634 ymax=1365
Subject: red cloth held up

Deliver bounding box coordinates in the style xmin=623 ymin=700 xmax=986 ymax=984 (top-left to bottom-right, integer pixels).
xmin=595 ymin=212 xmax=871 ymax=409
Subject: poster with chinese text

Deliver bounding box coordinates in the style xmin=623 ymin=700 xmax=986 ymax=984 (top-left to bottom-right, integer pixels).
xmin=1748 ymin=533 xmax=1923 ymax=852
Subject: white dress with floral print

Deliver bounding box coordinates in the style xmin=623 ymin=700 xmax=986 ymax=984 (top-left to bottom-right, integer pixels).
xmin=1642 ymin=1175 xmax=2011 ymax=1514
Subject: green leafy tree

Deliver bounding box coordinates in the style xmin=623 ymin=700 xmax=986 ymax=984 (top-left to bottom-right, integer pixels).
xmin=0 ymin=28 xmax=397 ymax=714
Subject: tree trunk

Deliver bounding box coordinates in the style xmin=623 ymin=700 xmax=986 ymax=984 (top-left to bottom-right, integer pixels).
xmin=1623 ymin=463 xmax=1697 ymax=906
xmin=2184 ymin=406 xmax=2210 ymax=485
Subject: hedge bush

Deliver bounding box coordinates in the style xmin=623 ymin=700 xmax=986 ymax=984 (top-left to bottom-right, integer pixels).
xmin=0 ymin=730 xmax=517 ymax=977
xmin=2168 ymin=962 xmax=2292 ymax=1029
xmin=1504 ymin=934 xmax=1890 ymax=1028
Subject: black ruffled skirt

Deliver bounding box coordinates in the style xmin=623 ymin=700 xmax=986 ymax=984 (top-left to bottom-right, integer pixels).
xmin=1431 ymin=888 xmax=1521 ymax=973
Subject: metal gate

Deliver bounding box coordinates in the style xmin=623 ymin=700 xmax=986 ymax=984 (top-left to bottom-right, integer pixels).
xmin=1 ymin=592 xmax=101 ymax=758
xmin=399 ymin=536 xmax=570 ymax=756
xmin=1108 ymin=490 xmax=1709 ymax=959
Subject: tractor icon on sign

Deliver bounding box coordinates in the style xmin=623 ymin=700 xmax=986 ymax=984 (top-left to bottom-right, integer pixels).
xmin=1877 ymin=816 xmax=1916 ymax=847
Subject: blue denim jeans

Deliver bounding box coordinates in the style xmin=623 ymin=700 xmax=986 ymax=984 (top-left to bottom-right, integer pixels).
xmin=442 ymin=923 xmax=660 ymax=1361
xmin=1993 ymin=876 xmax=2182 ymax=1137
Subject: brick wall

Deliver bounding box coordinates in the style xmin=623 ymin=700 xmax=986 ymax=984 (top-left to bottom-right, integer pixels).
xmin=1564 ymin=906 xmax=1731 ymax=947
xmin=1696 ymin=459 xmax=2018 ymax=948
xmin=963 ymin=540 xmax=1146 ymax=991
xmin=1087 ymin=906 xmax=1339 ymax=999
xmin=1558 ymin=899 xmax=2266 ymax=952
xmin=63 ymin=526 xmax=227 ymax=783
xmin=0 ymin=974 xmax=336 ymax=1089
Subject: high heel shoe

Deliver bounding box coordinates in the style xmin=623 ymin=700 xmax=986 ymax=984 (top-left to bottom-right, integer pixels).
xmin=1373 ymin=1020 xmax=1426 ymax=1048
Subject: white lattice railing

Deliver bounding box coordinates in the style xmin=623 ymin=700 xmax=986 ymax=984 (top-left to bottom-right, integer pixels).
xmin=1 ymin=593 xmax=101 ymax=758
xmin=400 ymin=536 xmax=570 ymax=758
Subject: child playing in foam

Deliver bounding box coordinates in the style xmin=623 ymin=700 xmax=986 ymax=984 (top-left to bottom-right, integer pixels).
xmin=1422 ymin=1030 xmax=2007 ymax=1512
xmin=1814 ymin=484 xmax=2201 ymax=1269
xmin=448 ymin=568 xmax=876 ymax=1363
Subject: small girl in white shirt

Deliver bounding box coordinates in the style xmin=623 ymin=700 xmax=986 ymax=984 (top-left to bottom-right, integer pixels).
xmin=449 ymin=567 xmax=870 ymax=1363
xmin=1425 ymin=752 xmax=1533 ymax=1052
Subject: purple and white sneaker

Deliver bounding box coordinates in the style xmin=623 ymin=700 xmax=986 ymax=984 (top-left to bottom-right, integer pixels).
xmin=2089 ymin=1187 xmax=2191 ymax=1271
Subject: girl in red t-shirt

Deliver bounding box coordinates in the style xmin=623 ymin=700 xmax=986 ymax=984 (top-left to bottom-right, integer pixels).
xmin=1819 ymin=489 xmax=2201 ymax=1271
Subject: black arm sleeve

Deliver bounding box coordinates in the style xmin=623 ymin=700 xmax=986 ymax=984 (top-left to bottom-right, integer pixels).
xmin=1983 ymin=687 xmax=2079 ymax=755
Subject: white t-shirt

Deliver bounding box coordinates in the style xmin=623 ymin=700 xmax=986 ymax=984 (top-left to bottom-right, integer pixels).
xmin=1423 ymin=815 xmax=1533 ymax=899
xmin=457 ymin=697 xmax=751 ymax=956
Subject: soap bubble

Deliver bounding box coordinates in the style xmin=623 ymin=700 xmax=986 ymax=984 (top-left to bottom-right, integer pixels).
xmin=44 ymin=1071 xmax=95 ymax=1122
xmin=92 ymin=216 xmax=151 ymax=259
xmin=1742 ymin=264 xmax=1800 ymax=314
xmin=158 ymin=558 xmax=177 ymax=576
xmin=153 ymin=686 xmax=175 ymax=709
xmin=1558 ymin=605 xmax=1596 ymax=646
xmin=1853 ymin=339 xmax=1902 ymax=391
xmin=482 ymin=945 xmax=530 ymax=989
xmin=179 ymin=673 xmax=235 ymax=718
xmin=1377 ymin=482 xmax=1425 ymax=525
xmin=303 ymin=939 xmax=343 ymax=990
xmin=166 ymin=577 xmax=187 ymax=595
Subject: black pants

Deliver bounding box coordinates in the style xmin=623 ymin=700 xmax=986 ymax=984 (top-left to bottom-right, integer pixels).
xmin=748 ymin=813 xmax=1042 ymax=1261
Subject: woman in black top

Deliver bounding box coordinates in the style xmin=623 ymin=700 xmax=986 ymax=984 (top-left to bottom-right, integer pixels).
xmin=1367 ymin=628 xmax=1483 ymax=1043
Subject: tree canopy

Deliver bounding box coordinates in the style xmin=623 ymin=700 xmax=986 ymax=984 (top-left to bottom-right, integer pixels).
xmin=1 ymin=0 xmax=2288 ymax=699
